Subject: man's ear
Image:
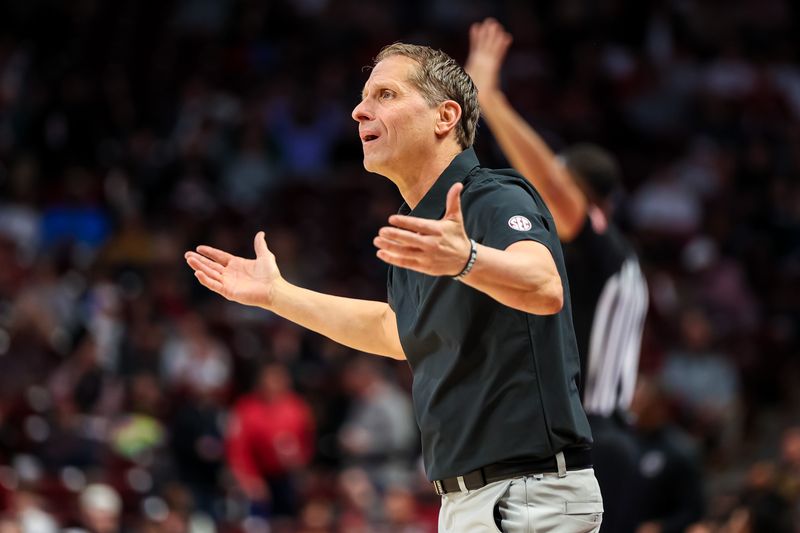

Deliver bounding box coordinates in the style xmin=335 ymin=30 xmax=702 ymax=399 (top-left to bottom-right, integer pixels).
xmin=434 ymin=100 xmax=462 ymax=138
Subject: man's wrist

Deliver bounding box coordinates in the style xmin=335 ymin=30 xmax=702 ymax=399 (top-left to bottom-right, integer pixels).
xmin=264 ymin=277 xmax=289 ymax=310
xmin=452 ymin=239 xmax=478 ymax=280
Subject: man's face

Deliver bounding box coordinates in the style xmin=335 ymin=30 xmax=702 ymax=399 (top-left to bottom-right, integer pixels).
xmin=352 ymin=55 xmax=439 ymax=177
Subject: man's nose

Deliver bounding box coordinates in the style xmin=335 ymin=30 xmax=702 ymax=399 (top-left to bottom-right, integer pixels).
xmin=352 ymin=99 xmax=373 ymax=122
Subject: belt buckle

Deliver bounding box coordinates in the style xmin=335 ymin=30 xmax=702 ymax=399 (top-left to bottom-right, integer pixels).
xmin=433 ymin=479 xmax=444 ymax=496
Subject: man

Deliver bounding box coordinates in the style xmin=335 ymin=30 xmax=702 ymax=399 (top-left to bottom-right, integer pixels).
xmin=466 ymin=19 xmax=649 ymax=533
xmin=186 ymin=43 xmax=602 ymax=532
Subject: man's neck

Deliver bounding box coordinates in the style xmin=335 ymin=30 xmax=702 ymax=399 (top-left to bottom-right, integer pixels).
xmin=393 ymin=144 xmax=463 ymax=209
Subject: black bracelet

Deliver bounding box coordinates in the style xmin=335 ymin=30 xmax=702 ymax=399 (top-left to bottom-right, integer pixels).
xmin=453 ymin=239 xmax=478 ymax=280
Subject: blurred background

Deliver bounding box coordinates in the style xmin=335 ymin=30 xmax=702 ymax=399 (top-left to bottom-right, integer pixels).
xmin=0 ymin=0 xmax=798 ymax=532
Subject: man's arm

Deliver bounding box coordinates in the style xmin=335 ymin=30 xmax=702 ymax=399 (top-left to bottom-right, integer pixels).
xmin=460 ymin=240 xmax=563 ymax=314
xmin=374 ymin=183 xmax=563 ymax=315
xmin=185 ymin=232 xmax=405 ymax=360
xmin=466 ymin=18 xmax=587 ymax=242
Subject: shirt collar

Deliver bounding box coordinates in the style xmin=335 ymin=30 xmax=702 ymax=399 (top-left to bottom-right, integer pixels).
xmin=399 ymin=147 xmax=480 ymax=218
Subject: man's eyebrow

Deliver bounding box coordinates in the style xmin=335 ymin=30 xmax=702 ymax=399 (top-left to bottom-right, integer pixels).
xmin=361 ymin=80 xmax=402 ymax=100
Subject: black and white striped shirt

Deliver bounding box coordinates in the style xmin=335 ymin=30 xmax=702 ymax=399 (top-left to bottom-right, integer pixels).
xmin=564 ymin=216 xmax=649 ymax=417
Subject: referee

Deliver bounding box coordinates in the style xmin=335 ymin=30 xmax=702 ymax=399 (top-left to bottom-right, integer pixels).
xmin=467 ymin=19 xmax=649 ymax=533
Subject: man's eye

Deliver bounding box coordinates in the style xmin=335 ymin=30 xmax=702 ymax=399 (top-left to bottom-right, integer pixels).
xmin=380 ymin=90 xmax=394 ymax=99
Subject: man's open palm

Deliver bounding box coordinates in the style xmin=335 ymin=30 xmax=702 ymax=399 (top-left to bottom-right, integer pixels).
xmin=185 ymin=231 xmax=282 ymax=308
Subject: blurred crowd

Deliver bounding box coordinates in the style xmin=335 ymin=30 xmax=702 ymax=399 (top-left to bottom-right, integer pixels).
xmin=0 ymin=0 xmax=798 ymax=531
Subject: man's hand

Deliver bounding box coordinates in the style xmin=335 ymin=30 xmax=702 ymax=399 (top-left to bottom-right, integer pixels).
xmin=185 ymin=231 xmax=282 ymax=308
xmin=374 ymin=183 xmax=471 ymax=277
xmin=465 ymin=18 xmax=513 ymax=99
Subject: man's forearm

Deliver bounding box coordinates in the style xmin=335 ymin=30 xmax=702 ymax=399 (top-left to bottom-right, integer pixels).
xmin=459 ymin=241 xmax=563 ymax=315
xmin=267 ymin=280 xmax=405 ymax=359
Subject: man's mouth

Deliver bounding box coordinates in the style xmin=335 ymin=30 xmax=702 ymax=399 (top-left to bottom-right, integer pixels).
xmin=361 ymin=133 xmax=380 ymax=143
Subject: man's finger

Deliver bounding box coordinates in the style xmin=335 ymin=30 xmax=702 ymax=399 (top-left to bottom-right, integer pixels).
xmin=185 ymin=252 xmax=224 ymax=274
xmin=388 ymin=214 xmax=441 ymax=235
xmin=196 ymin=245 xmax=234 ymax=267
xmin=469 ymin=22 xmax=481 ymax=49
xmin=471 ymin=21 xmax=489 ymax=51
xmin=444 ymin=183 xmax=464 ymax=222
xmin=374 ymin=236 xmax=425 ymax=255
xmin=195 ymin=271 xmax=223 ymax=293
xmin=254 ymin=231 xmax=270 ymax=258
xmin=377 ymin=227 xmax=431 ymax=248
xmin=376 ymin=249 xmax=422 ymax=270
xmin=480 ymin=18 xmax=499 ymax=43
xmin=499 ymin=28 xmax=513 ymax=51
xmin=186 ymin=255 xmax=223 ymax=282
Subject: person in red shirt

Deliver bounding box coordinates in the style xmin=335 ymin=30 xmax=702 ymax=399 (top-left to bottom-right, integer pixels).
xmin=226 ymin=362 xmax=315 ymax=519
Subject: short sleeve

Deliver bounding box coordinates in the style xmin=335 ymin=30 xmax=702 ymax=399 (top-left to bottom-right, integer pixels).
xmin=462 ymin=175 xmax=556 ymax=253
xmin=386 ymin=267 xmax=395 ymax=311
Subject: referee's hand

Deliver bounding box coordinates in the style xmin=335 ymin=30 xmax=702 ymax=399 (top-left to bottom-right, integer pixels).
xmin=374 ymin=183 xmax=471 ymax=277
xmin=466 ymin=18 xmax=512 ymax=102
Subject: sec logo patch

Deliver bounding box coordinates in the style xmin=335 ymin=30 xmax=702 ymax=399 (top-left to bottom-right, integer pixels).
xmin=508 ymin=215 xmax=532 ymax=231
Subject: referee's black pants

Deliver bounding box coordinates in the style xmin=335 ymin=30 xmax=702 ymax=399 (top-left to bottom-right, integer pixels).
xmin=587 ymin=414 xmax=641 ymax=533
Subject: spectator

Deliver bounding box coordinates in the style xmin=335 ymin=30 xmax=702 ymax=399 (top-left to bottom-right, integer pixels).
xmin=776 ymin=426 xmax=800 ymax=521
xmin=659 ymin=307 xmax=740 ymax=455
xmin=169 ymin=388 xmax=225 ymax=517
xmin=226 ymin=362 xmax=314 ymax=519
xmin=680 ymin=236 xmax=759 ymax=338
xmin=160 ymin=313 xmax=231 ymax=400
xmin=63 ymin=483 xmax=122 ymax=533
xmin=631 ymin=376 xmax=704 ymax=533
xmin=338 ymin=358 xmax=417 ymax=490
xmin=375 ymin=485 xmax=434 ymax=533
xmin=0 ymin=517 xmax=22 ymax=533
xmin=703 ymin=462 xmax=795 ymax=533
xmin=5 ymin=488 xmax=58 ymax=533
xmin=220 ymin=123 xmax=278 ymax=213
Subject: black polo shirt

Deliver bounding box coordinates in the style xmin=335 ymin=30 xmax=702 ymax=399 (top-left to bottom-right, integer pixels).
xmin=387 ymin=148 xmax=592 ymax=482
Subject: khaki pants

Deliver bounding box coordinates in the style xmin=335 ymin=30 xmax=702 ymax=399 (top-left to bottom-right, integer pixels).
xmin=438 ymin=468 xmax=603 ymax=533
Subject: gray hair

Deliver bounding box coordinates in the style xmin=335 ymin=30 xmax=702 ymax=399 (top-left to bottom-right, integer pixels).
xmin=375 ymin=43 xmax=479 ymax=149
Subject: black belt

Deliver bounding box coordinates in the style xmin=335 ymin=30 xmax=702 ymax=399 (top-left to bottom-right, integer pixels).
xmin=432 ymin=447 xmax=593 ymax=496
